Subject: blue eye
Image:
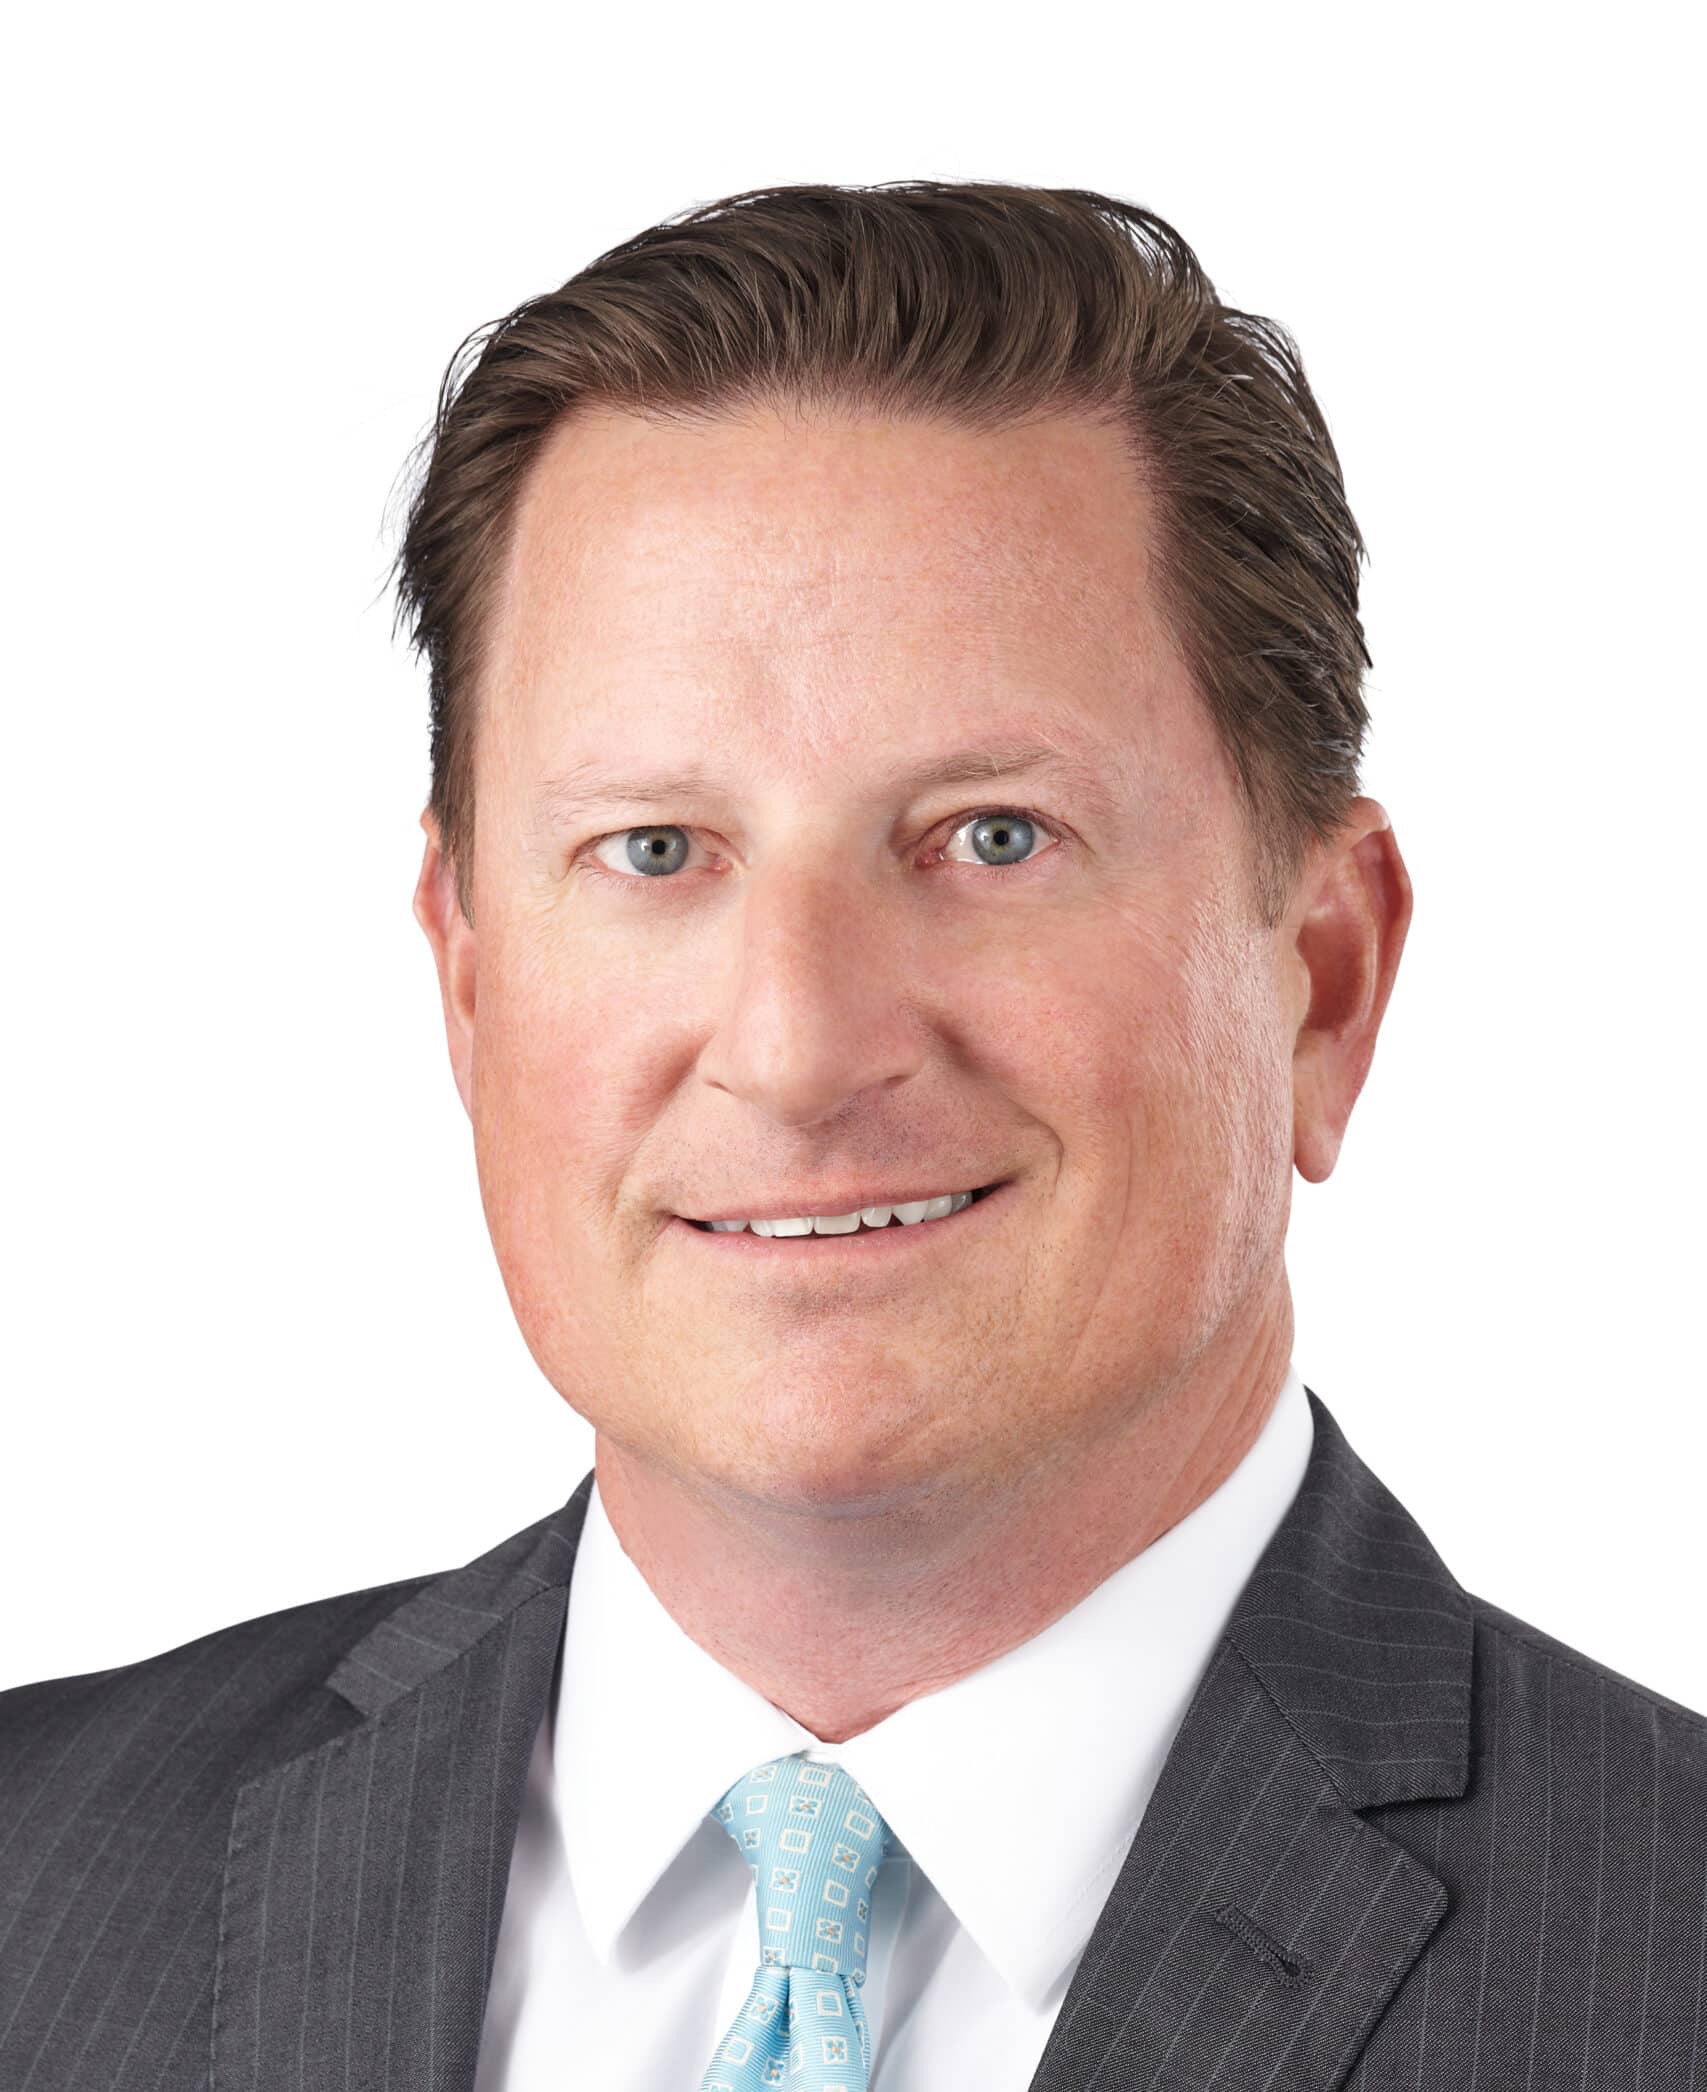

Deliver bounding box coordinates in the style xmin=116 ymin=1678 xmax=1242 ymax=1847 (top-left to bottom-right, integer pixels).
xmin=605 ymin=826 xmax=695 ymax=877
xmin=939 ymin=810 xmax=1058 ymax=869
xmin=582 ymin=808 xmax=1060 ymax=881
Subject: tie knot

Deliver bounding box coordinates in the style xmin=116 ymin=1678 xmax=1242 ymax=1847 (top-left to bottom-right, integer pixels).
xmin=711 ymin=1753 xmax=890 ymax=1982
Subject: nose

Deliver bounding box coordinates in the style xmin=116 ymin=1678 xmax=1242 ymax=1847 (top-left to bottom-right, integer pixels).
xmin=692 ymin=859 xmax=928 ymax=1128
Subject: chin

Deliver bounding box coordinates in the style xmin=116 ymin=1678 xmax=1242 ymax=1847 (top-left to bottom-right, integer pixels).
xmin=746 ymin=1419 xmax=971 ymax=1521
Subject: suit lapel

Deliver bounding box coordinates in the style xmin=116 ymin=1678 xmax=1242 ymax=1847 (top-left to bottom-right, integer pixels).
xmin=1028 ymin=1388 xmax=1474 ymax=2092
xmin=212 ymin=1473 xmax=594 ymax=2092
xmin=214 ymin=1387 xmax=1472 ymax=2092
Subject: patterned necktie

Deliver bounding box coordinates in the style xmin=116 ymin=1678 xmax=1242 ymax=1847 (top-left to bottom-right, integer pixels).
xmin=698 ymin=1752 xmax=892 ymax=2091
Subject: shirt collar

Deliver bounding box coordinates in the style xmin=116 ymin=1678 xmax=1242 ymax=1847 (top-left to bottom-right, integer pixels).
xmin=559 ymin=1363 xmax=1314 ymax=2006
xmin=559 ymin=1489 xmax=820 ymax=1969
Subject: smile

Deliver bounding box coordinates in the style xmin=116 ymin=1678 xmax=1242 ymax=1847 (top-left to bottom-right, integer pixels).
xmin=673 ymin=1181 xmax=1010 ymax=1253
xmin=683 ymin=1184 xmax=1002 ymax=1235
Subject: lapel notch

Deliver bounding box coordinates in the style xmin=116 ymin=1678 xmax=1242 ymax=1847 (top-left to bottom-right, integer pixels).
xmin=212 ymin=1474 xmax=594 ymax=2092
xmin=1028 ymin=1389 xmax=1474 ymax=2091
xmin=214 ymin=1389 xmax=1475 ymax=2091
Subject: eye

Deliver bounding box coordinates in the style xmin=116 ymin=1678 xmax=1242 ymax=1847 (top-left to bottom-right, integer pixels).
xmin=935 ymin=809 xmax=1061 ymax=871
xmin=584 ymin=825 xmax=707 ymax=879
xmin=578 ymin=807 xmax=1063 ymax=883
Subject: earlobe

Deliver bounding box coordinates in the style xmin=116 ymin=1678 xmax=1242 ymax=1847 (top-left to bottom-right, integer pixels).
xmin=1289 ymin=801 xmax=1413 ymax=1185
xmin=412 ymin=813 xmax=478 ymax=1120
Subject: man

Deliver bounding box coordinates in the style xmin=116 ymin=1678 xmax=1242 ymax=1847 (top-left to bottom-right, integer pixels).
xmin=2 ymin=180 xmax=1702 ymax=2092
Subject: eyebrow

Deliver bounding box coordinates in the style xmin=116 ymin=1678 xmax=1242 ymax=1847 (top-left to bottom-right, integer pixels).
xmin=531 ymin=735 xmax=1124 ymax=829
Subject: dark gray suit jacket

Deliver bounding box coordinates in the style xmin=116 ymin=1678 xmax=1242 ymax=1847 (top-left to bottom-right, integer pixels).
xmin=3 ymin=1387 xmax=1704 ymax=2089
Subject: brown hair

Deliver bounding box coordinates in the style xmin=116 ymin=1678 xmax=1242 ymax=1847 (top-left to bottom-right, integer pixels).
xmin=388 ymin=179 xmax=1369 ymax=929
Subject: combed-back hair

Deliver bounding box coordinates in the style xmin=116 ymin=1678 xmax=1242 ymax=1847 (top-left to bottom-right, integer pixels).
xmin=388 ymin=180 xmax=1370 ymax=928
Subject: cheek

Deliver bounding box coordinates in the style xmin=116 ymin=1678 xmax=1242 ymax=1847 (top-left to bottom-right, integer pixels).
xmin=1062 ymin=900 xmax=1291 ymax=1211
xmin=468 ymin=963 xmax=669 ymax=1392
xmin=1000 ymin=907 xmax=1222 ymax=1160
xmin=479 ymin=910 xmax=664 ymax=1140
xmin=1168 ymin=919 xmax=1296 ymax=1257
xmin=469 ymin=952 xmax=643 ymax=1254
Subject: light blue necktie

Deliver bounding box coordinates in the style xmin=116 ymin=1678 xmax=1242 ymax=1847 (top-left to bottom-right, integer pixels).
xmin=698 ymin=1752 xmax=892 ymax=2091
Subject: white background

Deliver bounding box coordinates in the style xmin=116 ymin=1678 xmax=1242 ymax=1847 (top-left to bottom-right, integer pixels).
xmin=4 ymin=2 xmax=1701 ymax=1703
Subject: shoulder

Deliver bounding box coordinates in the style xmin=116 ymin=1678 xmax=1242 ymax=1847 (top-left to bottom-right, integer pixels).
xmin=0 ymin=1569 xmax=437 ymax=1844
xmin=1467 ymin=1586 xmax=1707 ymax=1749
xmin=1354 ymin=1589 xmax=1705 ymax=2082
xmin=0 ymin=1571 xmax=442 ymax=2073
xmin=1401 ymin=1588 xmax=1704 ymax=1954
xmin=1454 ymin=1589 xmax=1707 ymax=1880
xmin=1460 ymin=1586 xmax=1707 ymax=1880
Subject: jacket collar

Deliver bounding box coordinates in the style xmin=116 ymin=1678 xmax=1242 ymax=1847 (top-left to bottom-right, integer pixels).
xmin=1027 ymin=1389 xmax=1472 ymax=2089
xmin=212 ymin=1480 xmax=594 ymax=2092
xmin=214 ymin=1388 xmax=1471 ymax=2091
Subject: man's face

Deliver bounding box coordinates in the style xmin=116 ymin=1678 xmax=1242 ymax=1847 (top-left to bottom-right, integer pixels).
xmin=420 ymin=404 xmax=1305 ymax=1517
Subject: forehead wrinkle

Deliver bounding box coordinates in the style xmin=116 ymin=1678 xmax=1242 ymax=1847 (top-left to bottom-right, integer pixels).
xmin=530 ymin=729 xmax=1138 ymax=834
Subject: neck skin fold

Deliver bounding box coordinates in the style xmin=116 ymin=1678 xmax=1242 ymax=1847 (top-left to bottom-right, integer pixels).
xmin=590 ymin=1277 xmax=1295 ymax=1744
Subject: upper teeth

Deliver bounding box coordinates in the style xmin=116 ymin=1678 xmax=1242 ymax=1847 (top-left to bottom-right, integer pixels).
xmin=707 ymin=1190 xmax=979 ymax=1234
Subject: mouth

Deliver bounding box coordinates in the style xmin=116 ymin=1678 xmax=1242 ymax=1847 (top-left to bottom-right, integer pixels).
xmin=671 ymin=1179 xmax=1012 ymax=1255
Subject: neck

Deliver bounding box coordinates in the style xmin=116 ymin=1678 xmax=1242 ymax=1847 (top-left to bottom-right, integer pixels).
xmin=592 ymin=1283 xmax=1294 ymax=1744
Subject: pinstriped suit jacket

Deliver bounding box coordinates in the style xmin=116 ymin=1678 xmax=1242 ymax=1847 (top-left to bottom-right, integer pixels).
xmin=2 ymin=1385 xmax=1704 ymax=2090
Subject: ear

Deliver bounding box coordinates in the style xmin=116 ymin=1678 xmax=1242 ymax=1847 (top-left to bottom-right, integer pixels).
xmin=1287 ymin=797 xmax=1413 ymax=1183
xmin=412 ymin=810 xmax=477 ymax=1122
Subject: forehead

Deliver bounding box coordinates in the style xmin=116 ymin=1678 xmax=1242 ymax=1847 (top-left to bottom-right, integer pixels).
xmin=481 ymin=402 xmax=1186 ymax=788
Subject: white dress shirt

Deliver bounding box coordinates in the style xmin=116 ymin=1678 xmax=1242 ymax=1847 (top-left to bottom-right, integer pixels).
xmin=475 ymin=1363 xmax=1314 ymax=2089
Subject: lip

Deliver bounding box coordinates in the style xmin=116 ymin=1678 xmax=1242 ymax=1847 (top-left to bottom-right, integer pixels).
xmin=667 ymin=1179 xmax=1013 ymax=1258
xmin=677 ymin=1180 xmax=1007 ymax=1228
